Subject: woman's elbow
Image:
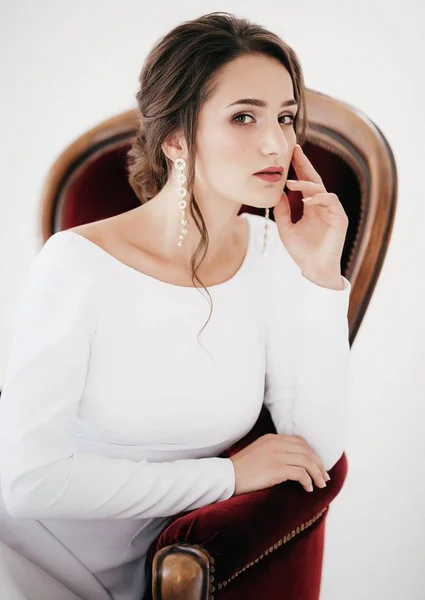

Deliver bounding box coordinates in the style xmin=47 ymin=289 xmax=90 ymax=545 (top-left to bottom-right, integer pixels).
xmin=1 ymin=472 xmax=57 ymax=519
xmin=1 ymin=481 xmax=37 ymax=518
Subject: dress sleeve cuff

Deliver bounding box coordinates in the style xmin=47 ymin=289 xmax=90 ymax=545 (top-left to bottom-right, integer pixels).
xmin=298 ymin=274 xmax=351 ymax=323
xmin=216 ymin=457 xmax=236 ymax=502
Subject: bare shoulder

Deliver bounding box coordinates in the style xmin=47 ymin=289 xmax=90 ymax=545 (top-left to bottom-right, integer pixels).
xmin=69 ymin=219 xmax=115 ymax=247
xmin=66 ymin=208 xmax=163 ymax=276
xmin=68 ymin=210 xmax=139 ymax=252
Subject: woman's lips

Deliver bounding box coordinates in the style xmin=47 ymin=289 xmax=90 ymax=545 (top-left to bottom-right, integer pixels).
xmin=254 ymin=172 xmax=283 ymax=182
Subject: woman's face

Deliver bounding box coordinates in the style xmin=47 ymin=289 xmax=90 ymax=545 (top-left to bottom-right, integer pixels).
xmin=194 ymin=53 xmax=298 ymax=212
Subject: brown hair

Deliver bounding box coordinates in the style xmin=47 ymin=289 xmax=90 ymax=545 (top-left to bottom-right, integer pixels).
xmin=126 ymin=11 xmax=307 ymax=344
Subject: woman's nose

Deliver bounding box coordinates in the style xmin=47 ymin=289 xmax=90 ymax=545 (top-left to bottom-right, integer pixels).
xmin=260 ymin=125 xmax=289 ymax=156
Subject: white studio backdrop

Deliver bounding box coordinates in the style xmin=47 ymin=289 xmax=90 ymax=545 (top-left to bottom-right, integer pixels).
xmin=1 ymin=1 xmax=424 ymax=598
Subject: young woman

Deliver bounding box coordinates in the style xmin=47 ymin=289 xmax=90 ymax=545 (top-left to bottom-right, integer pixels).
xmin=0 ymin=12 xmax=351 ymax=600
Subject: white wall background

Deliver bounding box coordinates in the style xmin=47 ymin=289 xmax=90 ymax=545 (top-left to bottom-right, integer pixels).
xmin=1 ymin=1 xmax=424 ymax=598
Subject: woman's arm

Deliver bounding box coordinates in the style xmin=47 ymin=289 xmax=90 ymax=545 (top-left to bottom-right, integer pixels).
xmin=0 ymin=234 xmax=235 ymax=520
xmin=263 ymin=220 xmax=351 ymax=472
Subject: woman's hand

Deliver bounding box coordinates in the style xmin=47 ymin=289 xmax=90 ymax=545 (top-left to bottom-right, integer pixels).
xmin=273 ymin=144 xmax=349 ymax=280
xmin=229 ymin=433 xmax=330 ymax=496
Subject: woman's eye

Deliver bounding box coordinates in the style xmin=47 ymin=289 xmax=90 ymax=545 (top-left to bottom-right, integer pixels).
xmin=232 ymin=113 xmax=295 ymax=126
xmin=233 ymin=113 xmax=254 ymax=125
xmin=279 ymin=114 xmax=295 ymax=125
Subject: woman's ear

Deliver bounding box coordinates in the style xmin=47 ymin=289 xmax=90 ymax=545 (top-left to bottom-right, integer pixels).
xmin=161 ymin=130 xmax=188 ymax=162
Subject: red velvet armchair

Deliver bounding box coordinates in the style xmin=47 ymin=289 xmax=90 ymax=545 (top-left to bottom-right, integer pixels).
xmin=37 ymin=88 xmax=397 ymax=599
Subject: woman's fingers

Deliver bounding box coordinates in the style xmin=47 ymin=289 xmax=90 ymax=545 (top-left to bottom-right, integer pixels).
xmin=285 ymin=179 xmax=324 ymax=197
xmin=291 ymin=144 xmax=324 ymax=185
xmin=280 ymin=435 xmax=330 ymax=484
xmin=313 ymin=453 xmax=331 ymax=481
xmin=284 ymin=452 xmax=328 ymax=489
xmin=283 ymin=465 xmax=314 ymax=492
xmin=301 ymin=192 xmax=349 ymax=225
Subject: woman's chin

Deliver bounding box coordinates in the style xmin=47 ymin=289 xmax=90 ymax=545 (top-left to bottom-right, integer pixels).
xmin=243 ymin=194 xmax=282 ymax=210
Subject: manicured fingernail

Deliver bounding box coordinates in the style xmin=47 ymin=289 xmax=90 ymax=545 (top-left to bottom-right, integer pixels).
xmin=302 ymin=196 xmax=313 ymax=202
xmin=296 ymin=144 xmax=303 ymax=151
xmin=307 ymin=484 xmax=314 ymax=492
xmin=286 ymin=179 xmax=297 ymax=183
xmin=324 ymin=473 xmax=331 ymax=481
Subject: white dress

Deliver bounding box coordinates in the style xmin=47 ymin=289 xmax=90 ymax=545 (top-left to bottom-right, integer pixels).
xmin=0 ymin=212 xmax=351 ymax=600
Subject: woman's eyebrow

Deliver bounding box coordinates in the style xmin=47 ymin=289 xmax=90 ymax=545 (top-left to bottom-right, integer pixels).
xmin=226 ymin=98 xmax=298 ymax=108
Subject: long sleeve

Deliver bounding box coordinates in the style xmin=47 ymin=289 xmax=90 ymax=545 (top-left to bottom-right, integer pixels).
xmin=263 ymin=221 xmax=351 ymax=471
xmin=0 ymin=234 xmax=235 ymax=520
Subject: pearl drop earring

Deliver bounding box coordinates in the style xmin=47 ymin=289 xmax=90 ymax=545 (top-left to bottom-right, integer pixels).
xmin=175 ymin=158 xmax=188 ymax=247
xmin=262 ymin=207 xmax=270 ymax=255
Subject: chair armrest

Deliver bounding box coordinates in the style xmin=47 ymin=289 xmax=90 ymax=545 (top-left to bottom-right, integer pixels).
xmin=150 ymin=452 xmax=347 ymax=587
xmin=150 ymin=544 xmax=213 ymax=600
